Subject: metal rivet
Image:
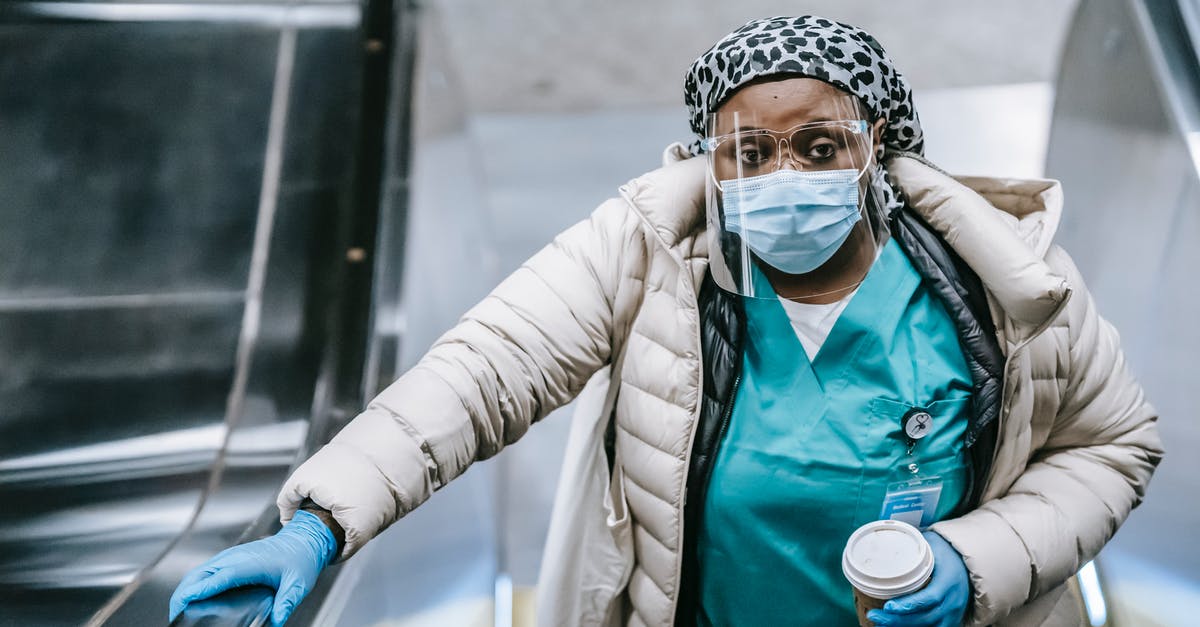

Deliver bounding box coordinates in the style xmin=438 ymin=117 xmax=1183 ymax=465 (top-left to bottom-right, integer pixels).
xmin=365 ymin=39 xmax=385 ymax=54
xmin=346 ymin=247 xmax=366 ymax=262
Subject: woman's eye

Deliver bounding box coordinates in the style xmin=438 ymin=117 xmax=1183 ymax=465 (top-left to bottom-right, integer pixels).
xmin=807 ymin=142 xmax=837 ymax=160
xmin=738 ymin=143 xmax=772 ymax=165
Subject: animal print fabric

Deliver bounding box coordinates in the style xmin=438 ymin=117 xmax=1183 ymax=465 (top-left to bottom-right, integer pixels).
xmin=684 ymin=15 xmax=925 ymax=214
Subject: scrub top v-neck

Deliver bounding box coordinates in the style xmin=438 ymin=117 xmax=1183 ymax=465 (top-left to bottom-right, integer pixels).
xmin=696 ymin=239 xmax=973 ymax=626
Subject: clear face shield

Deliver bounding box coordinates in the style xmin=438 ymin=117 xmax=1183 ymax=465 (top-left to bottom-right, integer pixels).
xmin=703 ymin=94 xmax=891 ymax=300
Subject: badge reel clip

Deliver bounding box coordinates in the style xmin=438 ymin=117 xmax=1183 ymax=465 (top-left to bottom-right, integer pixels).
xmin=880 ymin=407 xmax=943 ymax=528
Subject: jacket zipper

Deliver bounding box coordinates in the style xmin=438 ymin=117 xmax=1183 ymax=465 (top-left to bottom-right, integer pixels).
xmin=674 ymin=370 xmax=739 ymax=624
xmin=970 ymin=284 xmax=1072 ymax=503
xmin=704 ymin=372 xmax=741 ymax=501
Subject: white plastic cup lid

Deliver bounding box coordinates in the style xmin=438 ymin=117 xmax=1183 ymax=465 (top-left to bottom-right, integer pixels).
xmin=842 ymin=520 xmax=935 ymax=599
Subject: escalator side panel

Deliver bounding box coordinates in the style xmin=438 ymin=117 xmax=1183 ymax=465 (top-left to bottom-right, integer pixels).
xmin=1046 ymin=0 xmax=1200 ymax=614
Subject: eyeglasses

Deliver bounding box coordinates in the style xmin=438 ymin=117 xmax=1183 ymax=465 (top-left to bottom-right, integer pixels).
xmin=702 ymin=119 xmax=871 ymax=178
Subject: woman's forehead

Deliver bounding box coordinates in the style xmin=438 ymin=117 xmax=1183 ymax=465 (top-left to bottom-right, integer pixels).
xmin=715 ymin=77 xmax=858 ymax=129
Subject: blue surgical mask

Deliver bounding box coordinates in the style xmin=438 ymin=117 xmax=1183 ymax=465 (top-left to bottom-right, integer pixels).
xmin=721 ymin=168 xmax=862 ymax=275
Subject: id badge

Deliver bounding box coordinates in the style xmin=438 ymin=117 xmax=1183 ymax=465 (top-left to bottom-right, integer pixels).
xmin=880 ymin=476 xmax=943 ymax=528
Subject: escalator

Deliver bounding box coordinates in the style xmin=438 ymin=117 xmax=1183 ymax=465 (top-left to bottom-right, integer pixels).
xmin=0 ymin=1 xmax=512 ymax=624
xmin=1046 ymin=0 xmax=1200 ymax=625
xmin=0 ymin=1 xmax=407 ymax=624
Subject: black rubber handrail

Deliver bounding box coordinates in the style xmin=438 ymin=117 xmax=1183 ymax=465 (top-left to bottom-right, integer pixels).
xmin=172 ymin=586 xmax=274 ymax=627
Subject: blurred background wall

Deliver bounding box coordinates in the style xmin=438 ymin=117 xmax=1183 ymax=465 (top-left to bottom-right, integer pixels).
xmin=429 ymin=0 xmax=1080 ymax=294
xmin=436 ymin=0 xmax=1078 ymax=112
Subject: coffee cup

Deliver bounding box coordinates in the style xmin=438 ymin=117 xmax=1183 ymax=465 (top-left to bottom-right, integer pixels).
xmin=842 ymin=520 xmax=935 ymax=627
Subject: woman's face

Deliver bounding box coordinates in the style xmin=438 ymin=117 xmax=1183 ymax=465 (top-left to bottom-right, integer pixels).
xmin=710 ymin=77 xmax=886 ymax=182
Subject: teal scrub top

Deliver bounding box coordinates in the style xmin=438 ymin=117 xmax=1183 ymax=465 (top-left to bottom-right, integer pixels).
xmin=697 ymin=239 xmax=973 ymax=626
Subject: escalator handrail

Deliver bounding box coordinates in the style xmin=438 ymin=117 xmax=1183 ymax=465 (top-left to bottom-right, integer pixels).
xmin=1133 ymin=0 xmax=1200 ymax=178
xmin=172 ymin=585 xmax=274 ymax=627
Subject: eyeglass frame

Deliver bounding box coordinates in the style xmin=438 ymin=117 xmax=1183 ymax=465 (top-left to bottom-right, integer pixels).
xmin=700 ymin=118 xmax=871 ymax=176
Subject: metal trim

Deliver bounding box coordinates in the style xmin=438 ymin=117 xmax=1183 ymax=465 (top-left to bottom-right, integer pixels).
xmin=0 ymin=292 xmax=245 ymax=312
xmin=2 ymin=2 xmax=360 ymax=27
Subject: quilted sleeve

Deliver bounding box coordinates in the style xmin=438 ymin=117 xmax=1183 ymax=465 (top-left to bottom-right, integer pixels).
xmin=277 ymin=197 xmax=643 ymax=558
xmin=930 ymin=245 xmax=1163 ymax=625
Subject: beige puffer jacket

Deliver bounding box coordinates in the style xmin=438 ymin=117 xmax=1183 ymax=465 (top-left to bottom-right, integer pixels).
xmin=278 ymin=149 xmax=1162 ymax=626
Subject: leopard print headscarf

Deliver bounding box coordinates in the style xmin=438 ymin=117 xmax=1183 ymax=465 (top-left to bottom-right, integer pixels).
xmin=684 ymin=15 xmax=923 ymax=215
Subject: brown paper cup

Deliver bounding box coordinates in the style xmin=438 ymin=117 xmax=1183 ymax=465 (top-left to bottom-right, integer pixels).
xmin=851 ymin=587 xmax=888 ymax=627
xmin=842 ymin=520 xmax=935 ymax=627
xmin=850 ymin=578 xmax=933 ymax=626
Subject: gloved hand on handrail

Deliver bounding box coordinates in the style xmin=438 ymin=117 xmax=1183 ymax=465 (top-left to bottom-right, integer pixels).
xmin=168 ymin=509 xmax=338 ymax=626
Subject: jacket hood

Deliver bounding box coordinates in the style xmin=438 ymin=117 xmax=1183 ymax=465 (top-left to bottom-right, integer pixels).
xmin=885 ymin=153 xmax=1069 ymax=329
xmin=615 ymin=143 xmax=708 ymax=264
xmin=620 ymin=144 xmax=1069 ymax=330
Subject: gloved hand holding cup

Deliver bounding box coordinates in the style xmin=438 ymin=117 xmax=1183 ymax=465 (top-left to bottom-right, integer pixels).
xmin=842 ymin=520 xmax=969 ymax=627
xmin=842 ymin=520 xmax=940 ymax=627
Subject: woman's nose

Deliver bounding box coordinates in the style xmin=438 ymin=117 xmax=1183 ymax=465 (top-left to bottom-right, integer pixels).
xmin=776 ymin=138 xmax=803 ymax=171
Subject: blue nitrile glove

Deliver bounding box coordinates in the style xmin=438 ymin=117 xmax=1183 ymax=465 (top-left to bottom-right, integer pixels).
xmin=168 ymin=510 xmax=338 ymax=626
xmin=867 ymin=530 xmax=970 ymax=627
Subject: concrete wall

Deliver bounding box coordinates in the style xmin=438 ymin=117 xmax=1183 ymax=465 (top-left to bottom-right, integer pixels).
xmin=433 ymin=0 xmax=1079 ymax=112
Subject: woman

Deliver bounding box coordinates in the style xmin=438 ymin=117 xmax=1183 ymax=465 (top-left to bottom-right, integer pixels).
xmin=170 ymin=16 xmax=1162 ymax=627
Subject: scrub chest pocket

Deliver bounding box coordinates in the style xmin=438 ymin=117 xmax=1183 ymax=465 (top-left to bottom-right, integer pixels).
xmin=864 ymin=397 xmax=971 ymax=527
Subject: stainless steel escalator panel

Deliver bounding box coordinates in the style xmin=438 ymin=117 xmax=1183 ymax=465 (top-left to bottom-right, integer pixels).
xmin=0 ymin=302 xmax=243 ymax=460
xmin=0 ymin=14 xmax=276 ymax=620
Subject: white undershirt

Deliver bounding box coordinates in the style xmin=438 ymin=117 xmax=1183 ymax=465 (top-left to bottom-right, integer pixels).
xmin=777 ymin=289 xmax=857 ymax=361
xmin=775 ymin=247 xmax=882 ymax=360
